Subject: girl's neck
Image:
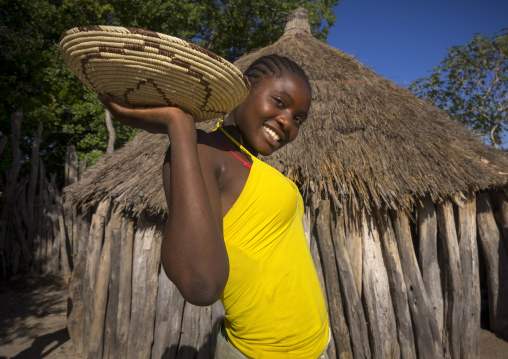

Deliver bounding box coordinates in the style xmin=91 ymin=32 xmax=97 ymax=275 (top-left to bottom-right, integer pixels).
xmin=222 ymin=113 xmax=258 ymax=157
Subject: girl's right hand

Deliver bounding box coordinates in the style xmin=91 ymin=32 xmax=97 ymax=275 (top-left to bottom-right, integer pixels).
xmin=98 ymin=94 xmax=195 ymax=135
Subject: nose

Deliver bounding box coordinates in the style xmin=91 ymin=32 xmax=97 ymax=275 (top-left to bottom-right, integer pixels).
xmin=276 ymin=113 xmax=293 ymax=131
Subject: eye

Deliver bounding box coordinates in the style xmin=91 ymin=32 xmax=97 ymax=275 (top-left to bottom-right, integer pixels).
xmin=273 ymin=97 xmax=285 ymax=108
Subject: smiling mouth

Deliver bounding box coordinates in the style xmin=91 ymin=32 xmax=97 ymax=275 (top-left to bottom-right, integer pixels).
xmin=263 ymin=125 xmax=281 ymax=142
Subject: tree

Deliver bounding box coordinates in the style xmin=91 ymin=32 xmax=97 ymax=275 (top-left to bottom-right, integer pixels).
xmin=410 ymin=29 xmax=508 ymax=148
xmin=1 ymin=0 xmax=338 ymax=185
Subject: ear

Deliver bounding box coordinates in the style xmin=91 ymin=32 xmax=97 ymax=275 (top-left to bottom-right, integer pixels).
xmin=242 ymin=75 xmax=252 ymax=91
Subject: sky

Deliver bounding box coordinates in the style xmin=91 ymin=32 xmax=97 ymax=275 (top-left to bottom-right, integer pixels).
xmin=326 ymin=0 xmax=507 ymax=87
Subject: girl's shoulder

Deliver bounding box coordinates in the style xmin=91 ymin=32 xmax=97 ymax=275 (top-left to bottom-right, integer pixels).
xmin=195 ymin=129 xmax=227 ymax=176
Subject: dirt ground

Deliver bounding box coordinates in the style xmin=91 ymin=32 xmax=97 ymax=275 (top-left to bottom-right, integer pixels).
xmin=1 ymin=275 xmax=508 ymax=359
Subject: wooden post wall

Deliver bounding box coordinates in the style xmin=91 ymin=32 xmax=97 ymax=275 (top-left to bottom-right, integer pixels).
xmin=477 ymin=192 xmax=508 ymax=340
xmin=65 ymin=189 xmax=508 ymax=359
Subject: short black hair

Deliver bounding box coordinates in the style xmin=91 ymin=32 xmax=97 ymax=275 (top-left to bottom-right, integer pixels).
xmin=243 ymin=54 xmax=311 ymax=93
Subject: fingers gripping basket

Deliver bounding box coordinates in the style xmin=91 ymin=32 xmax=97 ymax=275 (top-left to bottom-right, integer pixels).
xmin=59 ymin=26 xmax=249 ymax=122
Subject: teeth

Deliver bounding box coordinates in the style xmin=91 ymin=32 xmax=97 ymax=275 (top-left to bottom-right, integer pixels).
xmin=264 ymin=125 xmax=280 ymax=141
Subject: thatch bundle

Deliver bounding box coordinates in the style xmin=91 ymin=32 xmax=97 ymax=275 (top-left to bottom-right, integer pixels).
xmin=64 ymin=8 xmax=508 ymax=359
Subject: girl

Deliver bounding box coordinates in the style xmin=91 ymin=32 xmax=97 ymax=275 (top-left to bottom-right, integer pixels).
xmin=100 ymin=55 xmax=330 ymax=358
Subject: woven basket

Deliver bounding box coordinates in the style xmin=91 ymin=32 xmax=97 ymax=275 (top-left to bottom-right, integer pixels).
xmin=59 ymin=26 xmax=249 ymax=122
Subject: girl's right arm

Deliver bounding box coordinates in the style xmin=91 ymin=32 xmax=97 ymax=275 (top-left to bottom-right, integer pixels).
xmin=100 ymin=97 xmax=229 ymax=306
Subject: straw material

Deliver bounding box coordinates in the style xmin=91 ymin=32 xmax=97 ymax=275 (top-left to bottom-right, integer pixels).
xmin=59 ymin=25 xmax=249 ymax=122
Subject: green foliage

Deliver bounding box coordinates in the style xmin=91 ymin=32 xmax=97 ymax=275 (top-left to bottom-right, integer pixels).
xmin=410 ymin=29 xmax=508 ymax=148
xmin=1 ymin=0 xmax=337 ymax=186
xmin=108 ymin=0 xmax=338 ymax=60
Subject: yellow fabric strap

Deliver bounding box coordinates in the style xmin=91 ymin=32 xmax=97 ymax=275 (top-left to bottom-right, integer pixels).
xmin=215 ymin=120 xmax=254 ymax=161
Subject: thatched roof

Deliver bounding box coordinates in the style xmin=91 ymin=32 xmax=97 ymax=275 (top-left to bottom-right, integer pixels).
xmin=65 ymin=8 xmax=508 ymax=215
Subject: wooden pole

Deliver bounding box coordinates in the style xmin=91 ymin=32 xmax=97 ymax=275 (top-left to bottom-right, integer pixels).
xmin=177 ymin=304 xmax=212 ymax=359
xmin=66 ymin=145 xmax=79 ymax=186
xmin=316 ymin=200 xmax=353 ymax=359
xmin=126 ymin=214 xmax=163 ymax=359
xmin=26 ymin=122 xmax=43 ymax=246
xmin=113 ymin=216 xmax=135 ymax=359
xmin=309 ymin=194 xmax=329 ymax=309
xmin=103 ymin=206 xmax=123 ymax=358
xmin=176 ymin=302 xmax=199 ymax=359
xmin=331 ymin=209 xmax=371 ymax=359
xmin=105 ymin=110 xmax=116 ymax=155
xmin=47 ymin=203 xmax=61 ymax=274
xmin=476 ymin=192 xmax=508 ymax=340
xmin=457 ymin=193 xmax=480 ymax=358
xmin=497 ymin=191 xmax=508 ymax=258
xmin=437 ymin=200 xmax=463 ymax=359
xmin=391 ymin=210 xmax=442 ymax=358
xmin=344 ymin=206 xmax=363 ymax=296
xmin=210 ymin=301 xmax=225 ymax=356
xmin=85 ymin=212 xmax=114 ymax=359
xmin=82 ymin=199 xmax=111 ymax=354
xmin=67 ymin=206 xmax=92 ymax=357
xmin=417 ymin=195 xmax=443 ymax=339
xmin=361 ymin=208 xmax=400 ymax=359
xmin=151 ymin=266 xmax=186 ymax=359
xmin=374 ymin=207 xmax=416 ymax=359
xmin=0 ymin=109 xmax=23 ymax=280
xmin=33 ymin=159 xmax=47 ymax=274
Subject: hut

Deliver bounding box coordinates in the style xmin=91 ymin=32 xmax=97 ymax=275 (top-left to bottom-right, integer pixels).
xmin=65 ymin=8 xmax=508 ymax=359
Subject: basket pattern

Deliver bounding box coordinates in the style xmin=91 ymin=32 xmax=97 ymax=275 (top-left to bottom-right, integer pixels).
xmin=59 ymin=25 xmax=249 ymax=122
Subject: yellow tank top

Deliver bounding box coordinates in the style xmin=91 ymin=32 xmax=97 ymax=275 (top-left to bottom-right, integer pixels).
xmin=220 ymin=153 xmax=329 ymax=358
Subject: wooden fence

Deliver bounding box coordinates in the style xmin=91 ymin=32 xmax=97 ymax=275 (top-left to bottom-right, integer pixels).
xmin=0 ymin=109 xmax=83 ymax=280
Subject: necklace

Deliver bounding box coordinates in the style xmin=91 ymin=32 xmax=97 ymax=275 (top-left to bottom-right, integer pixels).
xmin=214 ymin=120 xmax=255 ymax=161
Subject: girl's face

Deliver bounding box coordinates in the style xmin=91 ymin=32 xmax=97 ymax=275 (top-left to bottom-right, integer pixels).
xmin=233 ymin=73 xmax=311 ymax=156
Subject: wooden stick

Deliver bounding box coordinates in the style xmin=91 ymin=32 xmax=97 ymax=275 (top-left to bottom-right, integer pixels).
xmin=497 ymin=191 xmax=508 ymax=258
xmin=103 ymin=206 xmax=123 ymax=358
xmin=0 ymin=109 xmax=23 ymax=280
xmin=309 ymin=194 xmax=328 ymax=310
xmin=437 ymin=200 xmax=463 ymax=359
xmin=58 ymin=208 xmax=71 ymax=276
xmin=344 ymin=205 xmax=362 ymax=297
xmin=151 ymin=266 xmax=186 ymax=359
xmin=361 ymin=208 xmax=400 ymax=358
xmin=67 ymin=145 xmax=79 ymax=186
xmin=27 ymin=122 xmax=43 ymax=246
xmin=374 ymin=207 xmax=416 ymax=359
xmin=417 ymin=195 xmax=443 ymax=339
xmin=316 ymin=200 xmax=353 ymax=359
xmin=105 ymin=110 xmax=116 ymax=155
xmin=210 ymin=300 xmax=225 ymax=357
xmin=391 ymin=210 xmax=442 ymax=358
xmin=476 ymin=192 xmax=508 ymax=339
xmin=126 ymin=214 xmax=163 ymax=359
xmin=177 ymin=302 xmax=199 ymax=359
xmin=332 ymin=209 xmax=371 ymax=359
xmin=457 ymin=193 xmax=480 ymax=358
xmin=47 ymin=203 xmax=61 ymax=274
xmin=82 ymin=199 xmax=111 ymax=353
xmin=67 ymin=207 xmax=92 ymax=357
xmin=195 ymin=305 xmax=212 ymax=359
xmin=85 ymin=212 xmax=113 ymax=358
xmin=113 ymin=216 xmax=135 ymax=359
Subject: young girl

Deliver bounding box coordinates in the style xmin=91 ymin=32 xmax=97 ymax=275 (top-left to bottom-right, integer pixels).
xmin=100 ymin=55 xmax=330 ymax=358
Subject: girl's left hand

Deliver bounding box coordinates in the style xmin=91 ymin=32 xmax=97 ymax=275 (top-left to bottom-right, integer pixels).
xmin=98 ymin=94 xmax=194 ymax=134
